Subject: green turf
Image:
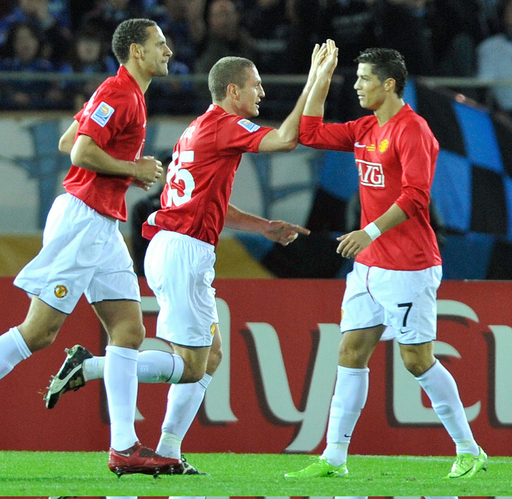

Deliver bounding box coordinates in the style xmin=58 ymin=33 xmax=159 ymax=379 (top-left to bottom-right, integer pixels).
xmin=0 ymin=451 xmax=510 ymax=496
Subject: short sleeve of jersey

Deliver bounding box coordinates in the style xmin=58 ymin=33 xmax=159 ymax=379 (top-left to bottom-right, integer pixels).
xmin=215 ymin=114 xmax=272 ymax=154
xmin=74 ymin=105 xmax=85 ymax=122
xmin=78 ymin=85 xmax=129 ymax=150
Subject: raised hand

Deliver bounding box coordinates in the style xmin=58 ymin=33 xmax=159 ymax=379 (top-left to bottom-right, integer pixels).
xmin=305 ymin=42 xmax=328 ymax=90
xmin=317 ymin=39 xmax=339 ymax=80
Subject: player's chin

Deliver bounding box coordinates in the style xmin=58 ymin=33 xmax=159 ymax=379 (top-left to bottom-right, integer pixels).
xmin=156 ymin=66 xmax=169 ymax=77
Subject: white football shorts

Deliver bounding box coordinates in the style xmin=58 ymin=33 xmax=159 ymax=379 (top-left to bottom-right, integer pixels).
xmin=340 ymin=262 xmax=442 ymax=344
xmin=144 ymin=230 xmax=218 ymax=347
xmin=14 ymin=193 xmax=140 ymax=314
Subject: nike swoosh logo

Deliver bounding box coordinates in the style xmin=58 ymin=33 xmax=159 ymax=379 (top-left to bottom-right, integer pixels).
xmin=115 ymin=451 xmax=132 ymax=457
xmin=354 ymin=142 xmax=366 ymax=148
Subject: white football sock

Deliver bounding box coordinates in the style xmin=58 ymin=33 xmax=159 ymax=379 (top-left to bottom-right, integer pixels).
xmin=322 ymin=365 xmax=369 ymax=467
xmin=416 ymin=360 xmax=479 ymax=456
xmin=157 ymin=374 xmax=212 ymax=459
xmin=104 ymin=345 xmax=139 ymax=451
xmin=82 ymin=356 xmax=104 ymax=382
xmin=83 ymin=350 xmax=184 ymax=383
xmin=137 ymin=350 xmax=184 ymax=383
xmin=0 ymin=327 xmax=31 ymax=379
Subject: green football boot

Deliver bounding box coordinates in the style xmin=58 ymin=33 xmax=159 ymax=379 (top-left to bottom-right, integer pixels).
xmin=285 ymin=456 xmax=348 ymax=478
xmin=445 ymin=446 xmax=488 ymax=478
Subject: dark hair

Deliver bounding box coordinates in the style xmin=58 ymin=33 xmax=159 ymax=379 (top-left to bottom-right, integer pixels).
xmin=355 ymin=48 xmax=408 ymax=98
xmin=208 ymin=56 xmax=256 ymax=102
xmin=111 ymin=18 xmax=157 ymax=64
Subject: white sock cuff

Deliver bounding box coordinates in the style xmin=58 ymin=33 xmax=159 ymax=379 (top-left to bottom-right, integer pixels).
xmin=198 ymin=373 xmax=212 ymax=390
xmin=106 ymin=345 xmax=138 ymax=361
xmin=338 ymin=365 xmax=370 ymax=376
xmin=168 ymin=354 xmax=184 ymax=383
xmin=11 ymin=327 xmax=31 ymax=359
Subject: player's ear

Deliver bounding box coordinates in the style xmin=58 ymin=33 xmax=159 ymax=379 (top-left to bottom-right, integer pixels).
xmin=384 ymin=78 xmax=396 ymax=93
xmin=130 ymin=42 xmax=144 ymax=61
xmin=226 ymin=82 xmax=240 ymax=100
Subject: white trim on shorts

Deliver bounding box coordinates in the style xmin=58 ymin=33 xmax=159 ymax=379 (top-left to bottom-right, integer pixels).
xmin=144 ymin=230 xmax=218 ymax=347
xmin=14 ymin=193 xmax=140 ymax=314
xmin=340 ymin=262 xmax=442 ymax=344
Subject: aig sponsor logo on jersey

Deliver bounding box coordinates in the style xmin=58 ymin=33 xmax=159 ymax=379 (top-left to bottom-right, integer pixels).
xmin=90 ymin=101 xmax=115 ymax=127
xmin=357 ymin=159 xmax=385 ymax=187
xmin=237 ymin=119 xmax=260 ymax=133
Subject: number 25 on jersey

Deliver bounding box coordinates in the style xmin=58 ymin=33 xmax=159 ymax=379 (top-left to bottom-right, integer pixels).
xmin=166 ymin=150 xmax=195 ymax=207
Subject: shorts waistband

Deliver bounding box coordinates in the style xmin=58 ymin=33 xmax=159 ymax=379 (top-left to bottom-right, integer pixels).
xmin=160 ymin=230 xmax=215 ymax=251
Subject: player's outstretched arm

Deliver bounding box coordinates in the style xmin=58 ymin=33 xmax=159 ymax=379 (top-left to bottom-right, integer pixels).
xmin=225 ymin=204 xmax=310 ymax=246
xmin=258 ymin=42 xmax=327 ymax=153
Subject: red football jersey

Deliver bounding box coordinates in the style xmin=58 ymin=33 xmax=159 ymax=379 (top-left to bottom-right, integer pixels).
xmin=300 ymin=104 xmax=442 ymax=270
xmin=143 ymin=105 xmax=272 ymax=246
xmin=63 ymin=66 xmax=147 ymax=221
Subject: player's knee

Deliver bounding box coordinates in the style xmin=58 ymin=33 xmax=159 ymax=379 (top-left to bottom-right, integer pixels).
xmin=206 ymin=345 xmax=223 ymax=375
xmin=404 ymin=357 xmax=433 ymax=377
xmin=19 ymin=323 xmax=60 ymax=352
xmin=338 ymin=342 xmax=367 ymax=367
xmin=183 ymin=363 xmax=206 ymax=383
xmin=401 ymin=349 xmax=435 ymax=377
xmin=110 ymin=323 xmax=145 ymax=350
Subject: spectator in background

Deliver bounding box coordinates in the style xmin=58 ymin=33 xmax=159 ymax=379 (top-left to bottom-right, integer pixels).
xmin=366 ymin=0 xmax=436 ymax=76
xmin=477 ymin=0 xmax=512 ymax=117
xmin=0 ymin=21 xmax=67 ymax=110
xmin=0 ymin=0 xmax=71 ymax=66
xmin=478 ymin=0 xmax=504 ymax=37
xmin=193 ymin=0 xmax=255 ymax=74
xmin=146 ymin=31 xmax=195 ymax=115
xmin=147 ymin=0 xmax=203 ymax=69
xmin=426 ymin=0 xmax=484 ymax=78
xmin=61 ymin=25 xmax=118 ymax=111
xmin=79 ymin=0 xmax=144 ymax=50
xmin=242 ymin=0 xmax=289 ymax=74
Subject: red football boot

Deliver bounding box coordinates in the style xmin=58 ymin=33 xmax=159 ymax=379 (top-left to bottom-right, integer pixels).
xmin=108 ymin=442 xmax=184 ymax=477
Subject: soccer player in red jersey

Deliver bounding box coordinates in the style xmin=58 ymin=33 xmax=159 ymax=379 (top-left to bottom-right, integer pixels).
xmin=139 ymin=47 xmax=325 ymax=467
xmin=0 ymin=18 xmax=185 ymax=476
xmin=285 ymin=40 xmax=487 ymax=479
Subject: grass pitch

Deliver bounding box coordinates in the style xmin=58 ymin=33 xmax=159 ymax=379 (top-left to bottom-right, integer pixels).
xmin=0 ymin=451 xmax=510 ymax=497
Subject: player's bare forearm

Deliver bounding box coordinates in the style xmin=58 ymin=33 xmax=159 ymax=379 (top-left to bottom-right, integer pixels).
xmin=71 ymin=135 xmax=137 ymax=177
xmin=258 ymin=43 xmax=327 ymax=153
xmin=70 ymin=136 xmax=162 ymax=186
xmin=58 ymin=120 xmax=79 ymax=155
xmin=275 ymin=43 xmax=327 ymax=142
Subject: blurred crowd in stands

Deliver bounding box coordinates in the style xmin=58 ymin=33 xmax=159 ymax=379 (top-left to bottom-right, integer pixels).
xmin=0 ymin=0 xmax=511 ymax=117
